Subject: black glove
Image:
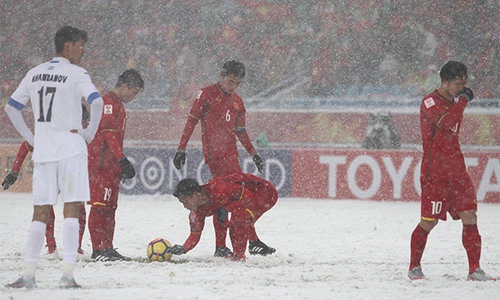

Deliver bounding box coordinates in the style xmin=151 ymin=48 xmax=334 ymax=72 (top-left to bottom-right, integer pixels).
xmin=459 ymin=87 xmax=474 ymax=102
xmin=167 ymin=244 xmax=186 ymax=255
xmin=118 ymin=157 xmax=135 ymax=180
xmin=173 ymin=149 xmax=186 ymax=170
xmin=2 ymin=171 xmax=18 ymax=190
xmin=216 ymin=207 xmax=228 ymax=224
xmin=252 ymin=154 xmax=264 ymax=174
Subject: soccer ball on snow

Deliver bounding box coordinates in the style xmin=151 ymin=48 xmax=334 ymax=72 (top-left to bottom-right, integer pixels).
xmin=147 ymin=238 xmax=173 ymax=262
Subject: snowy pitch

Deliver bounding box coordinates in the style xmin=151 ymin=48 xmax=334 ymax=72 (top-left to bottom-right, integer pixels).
xmin=1 ymin=193 xmax=498 ymax=299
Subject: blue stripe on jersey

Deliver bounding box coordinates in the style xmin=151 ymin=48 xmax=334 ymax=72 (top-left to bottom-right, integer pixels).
xmin=87 ymin=91 xmax=101 ymax=104
xmin=49 ymin=60 xmax=60 ymax=63
xmin=7 ymin=98 xmax=25 ymax=110
xmin=235 ymin=126 xmax=246 ymax=133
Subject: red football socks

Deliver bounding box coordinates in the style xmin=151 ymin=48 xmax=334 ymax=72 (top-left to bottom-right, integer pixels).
xmin=409 ymin=225 xmax=429 ymax=270
xmin=462 ymin=224 xmax=481 ymax=274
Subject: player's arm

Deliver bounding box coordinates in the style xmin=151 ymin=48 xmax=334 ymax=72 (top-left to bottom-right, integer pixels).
xmin=169 ymin=212 xmax=205 ymax=255
xmin=76 ymin=69 xmax=103 ymax=143
xmin=13 ymin=141 xmax=32 ymax=172
xmin=236 ymin=128 xmax=264 ymax=174
xmin=80 ymin=95 xmax=103 ymax=143
xmin=236 ymin=127 xmax=257 ymax=156
xmin=173 ymin=94 xmax=203 ymax=170
xmin=423 ymin=94 xmax=467 ymax=131
xmin=5 ymin=100 xmax=34 ymax=146
xmin=101 ymin=128 xmax=135 ymax=180
xmin=234 ymin=107 xmax=264 ymax=173
xmin=101 ymin=130 xmax=125 ymax=160
xmin=433 ymin=99 xmax=467 ymax=130
xmin=2 ymin=141 xmax=33 ymax=190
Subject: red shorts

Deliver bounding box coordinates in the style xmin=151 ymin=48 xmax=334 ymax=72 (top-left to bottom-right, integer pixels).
xmin=231 ymin=181 xmax=278 ymax=224
xmin=88 ymin=170 xmax=121 ymax=210
xmin=420 ymin=174 xmax=477 ymax=221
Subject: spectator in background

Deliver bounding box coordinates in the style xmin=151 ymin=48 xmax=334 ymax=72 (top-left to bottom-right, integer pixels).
xmin=1 ymin=1 xmax=500 ymax=107
xmin=362 ymin=111 xmax=401 ymax=149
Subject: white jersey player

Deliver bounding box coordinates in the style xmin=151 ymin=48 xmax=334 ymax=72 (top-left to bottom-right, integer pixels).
xmin=4 ymin=26 xmax=103 ymax=289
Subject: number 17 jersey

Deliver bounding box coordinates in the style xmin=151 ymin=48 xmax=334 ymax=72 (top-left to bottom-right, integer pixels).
xmin=8 ymin=57 xmax=101 ymax=162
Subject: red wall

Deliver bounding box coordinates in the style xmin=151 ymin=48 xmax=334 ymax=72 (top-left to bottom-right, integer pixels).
xmin=2 ymin=109 xmax=500 ymax=146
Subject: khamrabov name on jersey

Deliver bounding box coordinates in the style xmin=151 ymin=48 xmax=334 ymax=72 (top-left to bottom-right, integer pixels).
xmin=32 ymin=73 xmax=68 ymax=83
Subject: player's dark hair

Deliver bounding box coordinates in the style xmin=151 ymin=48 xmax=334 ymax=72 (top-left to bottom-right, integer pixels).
xmin=55 ymin=26 xmax=88 ymax=53
xmin=115 ymin=68 xmax=145 ymax=89
xmin=221 ymin=60 xmax=245 ymax=78
xmin=439 ymin=61 xmax=467 ymax=81
xmin=173 ymin=178 xmax=203 ymax=197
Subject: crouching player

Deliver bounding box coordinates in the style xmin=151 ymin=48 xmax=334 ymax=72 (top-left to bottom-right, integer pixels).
xmin=170 ymin=173 xmax=278 ymax=261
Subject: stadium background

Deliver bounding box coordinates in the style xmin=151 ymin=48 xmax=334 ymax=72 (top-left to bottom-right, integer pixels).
xmin=1 ymin=0 xmax=500 ymax=201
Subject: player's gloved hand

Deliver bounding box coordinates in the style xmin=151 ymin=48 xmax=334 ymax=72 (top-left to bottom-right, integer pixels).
xmin=167 ymin=244 xmax=186 ymax=255
xmin=2 ymin=171 xmax=18 ymax=190
xmin=118 ymin=157 xmax=135 ymax=180
xmin=252 ymin=154 xmax=264 ymax=174
xmin=216 ymin=207 xmax=228 ymax=224
xmin=459 ymin=87 xmax=474 ymax=102
xmin=173 ymin=149 xmax=186 ymax=170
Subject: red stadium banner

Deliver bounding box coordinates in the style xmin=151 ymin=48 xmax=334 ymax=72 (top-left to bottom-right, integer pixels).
xmin=291 ymin=149 xmax=500 ymax=203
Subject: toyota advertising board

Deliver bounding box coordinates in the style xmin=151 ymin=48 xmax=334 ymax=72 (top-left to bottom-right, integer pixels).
xmin=292 ymin=149 xmax=500 ymax=202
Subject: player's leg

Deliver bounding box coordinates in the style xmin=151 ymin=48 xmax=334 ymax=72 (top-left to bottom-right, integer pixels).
xmin=207 ymin=157 xmax=242 ymax=257
xmin=7 ymin=161 xmax=58 ymax=288
xmin=45 ymin=206 xmax=57 ymax=254
xmin=454 ymin=177 xmax=495 ymax=281
xmin=88 ymin=206 xmax=116 ymax=261
xmin=103 ymin=208 xmax=116 ymax=249
xmin=88 ymin=208 xmax=115 ymax=257
xmin=104 ymin=207 xmax=131 ymax=261
xmin=101 ymin=176 xmax=130 ymax=261
xmin=408 ymin=179 xmax=444 ymax=280
xmin=213 ymin=216 xmax=232 ymax=257
xmin=247 ymin=186 xmax=278 ymax=256
xmin=78 ymin=203 xmax=86 ymax=254
xmin=227 ymin=208 xmax=251 ymax=261
xmin=58 ymin=154 xmax=89 ymax=288
xmin=88 ymin=206 xmax=105 ymax=251
xmin=88 ymin=170 xmax=117 ymax=261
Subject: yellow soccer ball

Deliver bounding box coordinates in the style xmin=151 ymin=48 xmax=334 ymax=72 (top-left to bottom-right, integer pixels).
xmin=147 ymin=238 xmax=173 ymax=262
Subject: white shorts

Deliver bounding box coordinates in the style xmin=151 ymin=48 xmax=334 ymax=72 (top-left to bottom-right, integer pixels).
xmin=32 ymin=154 xmax=90 ymax=205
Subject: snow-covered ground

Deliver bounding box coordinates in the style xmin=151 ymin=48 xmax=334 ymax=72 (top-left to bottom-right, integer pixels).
xmin=1 ymin=193 xmax=498 ymax=299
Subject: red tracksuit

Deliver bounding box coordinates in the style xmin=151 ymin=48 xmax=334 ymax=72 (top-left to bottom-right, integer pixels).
xmin=182 ymin=173 xmax=278 ymax=259
xmin=178 ymin=83 xmax=257 ymax=176
xmin=177 ymin=83 xmax=258 ymax=248
xmin=87 ymin=91 xmax=127 ymax=251
xmin=410 ymin=90 xmax=482 ymax=274
xmin=420 ymin=90 xmax=476 ymax=221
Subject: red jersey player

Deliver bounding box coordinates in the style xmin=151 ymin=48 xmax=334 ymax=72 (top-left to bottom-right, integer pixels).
xmin=87 ymin=69 xmax=144 ymax=262
xmin=2 ymin=107 xmax=89 ymax=257
xmin=170 ymin=173 xmax=278 ymax=261
xmin=408 ymin=61 xmax=496 ymax=281
xmin=173 ymin=60 xmax=266 ymax=257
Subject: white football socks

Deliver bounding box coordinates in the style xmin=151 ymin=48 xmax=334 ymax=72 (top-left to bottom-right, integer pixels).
xmin=23 ymin=220 xmax=46 ymax=279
